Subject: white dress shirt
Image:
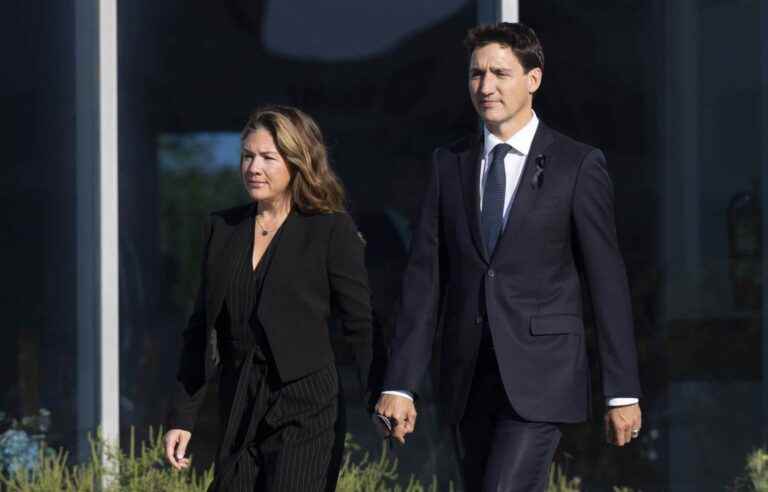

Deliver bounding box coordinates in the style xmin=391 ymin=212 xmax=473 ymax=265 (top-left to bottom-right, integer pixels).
xmin=479 ymin=111 xmax=539 ymax=225
xmin=383 ymin=112 xmax=638 ymax=407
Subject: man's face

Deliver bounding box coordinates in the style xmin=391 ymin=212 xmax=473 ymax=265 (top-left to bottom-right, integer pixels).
xmin=468 ymin=42 xmax=541 ymax=130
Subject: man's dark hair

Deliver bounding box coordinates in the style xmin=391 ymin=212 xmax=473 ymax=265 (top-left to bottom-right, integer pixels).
xmin=464 ymin=22 xmax=545 ymax=73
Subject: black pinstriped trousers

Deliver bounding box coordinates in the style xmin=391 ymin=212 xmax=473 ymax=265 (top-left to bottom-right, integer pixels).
xmin=210 ymin=346 xmax=344 ymax=492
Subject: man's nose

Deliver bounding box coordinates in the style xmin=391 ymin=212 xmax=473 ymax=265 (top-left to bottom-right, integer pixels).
xmin=480 ymin=77 xmax=496 ymax=94
xmin=479 ymin=75 xmax=495 ymax=95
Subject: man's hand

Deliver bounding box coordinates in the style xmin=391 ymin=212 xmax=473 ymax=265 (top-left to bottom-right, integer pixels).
xmin=164 ymin=429 xmax=192 ymax=470
xmin=374 ymin=393 xmax=418 ymax=444
xmin=605 ymin=403 xmax=642 ymax=447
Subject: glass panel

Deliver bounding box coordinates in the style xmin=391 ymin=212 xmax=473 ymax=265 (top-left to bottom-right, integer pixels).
xmin=118 ymin=1 xmax=478 ymax=486
xmin=0 ymin=1 xmax=99 ymax=465
xmin=519 ymin=1 xmax=766 ymax=490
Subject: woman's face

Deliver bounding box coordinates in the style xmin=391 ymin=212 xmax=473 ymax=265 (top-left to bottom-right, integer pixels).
xmin=240 ymin=128 xmax=293 ymax=204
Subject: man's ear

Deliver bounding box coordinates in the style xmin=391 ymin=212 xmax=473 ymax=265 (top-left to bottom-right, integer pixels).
xmin=527 ymin=67 xmax=543 ymax=94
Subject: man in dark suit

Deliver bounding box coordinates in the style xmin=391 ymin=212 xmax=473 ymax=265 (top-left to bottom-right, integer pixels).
xmin=374 ymin=23 xmax=642 ymax=491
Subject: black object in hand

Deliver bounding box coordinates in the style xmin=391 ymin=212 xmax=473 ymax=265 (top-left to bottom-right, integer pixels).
xmin=372 ymin=413 xmax=396 ymax=438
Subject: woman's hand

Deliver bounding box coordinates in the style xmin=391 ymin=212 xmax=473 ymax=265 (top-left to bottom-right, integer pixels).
xmin=164 ymin=429 xmax=192 ymax=470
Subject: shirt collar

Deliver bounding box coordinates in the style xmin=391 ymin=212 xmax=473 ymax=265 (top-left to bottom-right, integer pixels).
xmin=483 ymin=111 xmax=539 ymax=160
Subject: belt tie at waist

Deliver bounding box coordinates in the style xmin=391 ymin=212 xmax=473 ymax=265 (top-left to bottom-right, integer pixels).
xmin=208 ymin=343 xmax=269 ymax=491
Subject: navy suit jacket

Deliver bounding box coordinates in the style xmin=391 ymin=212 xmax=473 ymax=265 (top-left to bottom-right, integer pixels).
xmin=383 ymin=122 xmax=641 ymax=424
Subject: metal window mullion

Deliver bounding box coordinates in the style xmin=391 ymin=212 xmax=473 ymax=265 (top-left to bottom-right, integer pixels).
xmin=760 ymin=1 xmax=768 ymax=443
xmin=74 ymin=0 xmax=119 ymax=467
xmin=479 ymin=0 xmax=519 ymax=24
xmin=75 ymin=0 xmax=100 ymax=463
xmin=99 ymin=0 xmax=120 ymax=458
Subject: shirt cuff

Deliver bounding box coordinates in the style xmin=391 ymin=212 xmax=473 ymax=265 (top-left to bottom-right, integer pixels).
xmin=606 ymin=397 xmax=639 ymax=407
xmin=382 ymin=390 xmax=414 ymax=401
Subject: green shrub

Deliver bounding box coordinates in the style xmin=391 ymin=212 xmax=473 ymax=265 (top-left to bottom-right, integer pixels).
xmin=734 ymin=448 xmax=768 ymax=492
xmin=0 ymin=428 xmax=644 ymax=492
xmin=545 ymin=465 xmax=638 ymax=492
xmin=335 ymin=435 xmax=450 ymax=492
xmin=0 ymin=429 xmax=443 ymax=492
xmin=547 ymin=464 xmax=581 ymax=492
xmin=0 ymin=428 xmax=212 ymax=492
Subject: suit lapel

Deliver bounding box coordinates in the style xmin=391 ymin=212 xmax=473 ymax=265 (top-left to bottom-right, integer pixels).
xmin=457 ymin=135 xmax=488 ymax=263
xmin=491 ymin=122 xmax=555 ymax=262
xmin=258 ymin=209 xmax=302 ymax=298
xmin=206 ymin=205 xmax=255 ymax=328
xmin=256 ymin=210 xmax=306 ymax=331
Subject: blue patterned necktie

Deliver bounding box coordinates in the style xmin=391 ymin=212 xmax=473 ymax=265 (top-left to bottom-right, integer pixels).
xmin=481 ymin=143 xmax=511 ymax=257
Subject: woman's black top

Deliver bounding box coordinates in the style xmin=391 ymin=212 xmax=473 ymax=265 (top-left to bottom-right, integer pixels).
xmin=219 ymin=216 xmax=279 ymax=362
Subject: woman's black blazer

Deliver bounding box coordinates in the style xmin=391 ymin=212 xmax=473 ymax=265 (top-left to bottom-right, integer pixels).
xmin=167 ymin=203 xmax=373 ymax=431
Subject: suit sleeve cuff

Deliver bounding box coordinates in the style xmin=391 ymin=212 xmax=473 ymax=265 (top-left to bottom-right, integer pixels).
xmin=165 ymin=411 xmax=195 ymax=433
xmin=382 ymin=390 xmax=414 ymax=401
xmin=606 ymin=397 xmax=639 ymax=407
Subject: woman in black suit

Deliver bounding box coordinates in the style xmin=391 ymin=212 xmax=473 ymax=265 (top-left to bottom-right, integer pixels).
xmin=163 ymin=105 xmax=373 ymax=491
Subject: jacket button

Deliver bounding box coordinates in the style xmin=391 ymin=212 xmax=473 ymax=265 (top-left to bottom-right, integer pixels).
xmin=475 ymin=315 xmax=483 ymax=325
xmin=488 ymin=269 xmax=495 ymax=278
